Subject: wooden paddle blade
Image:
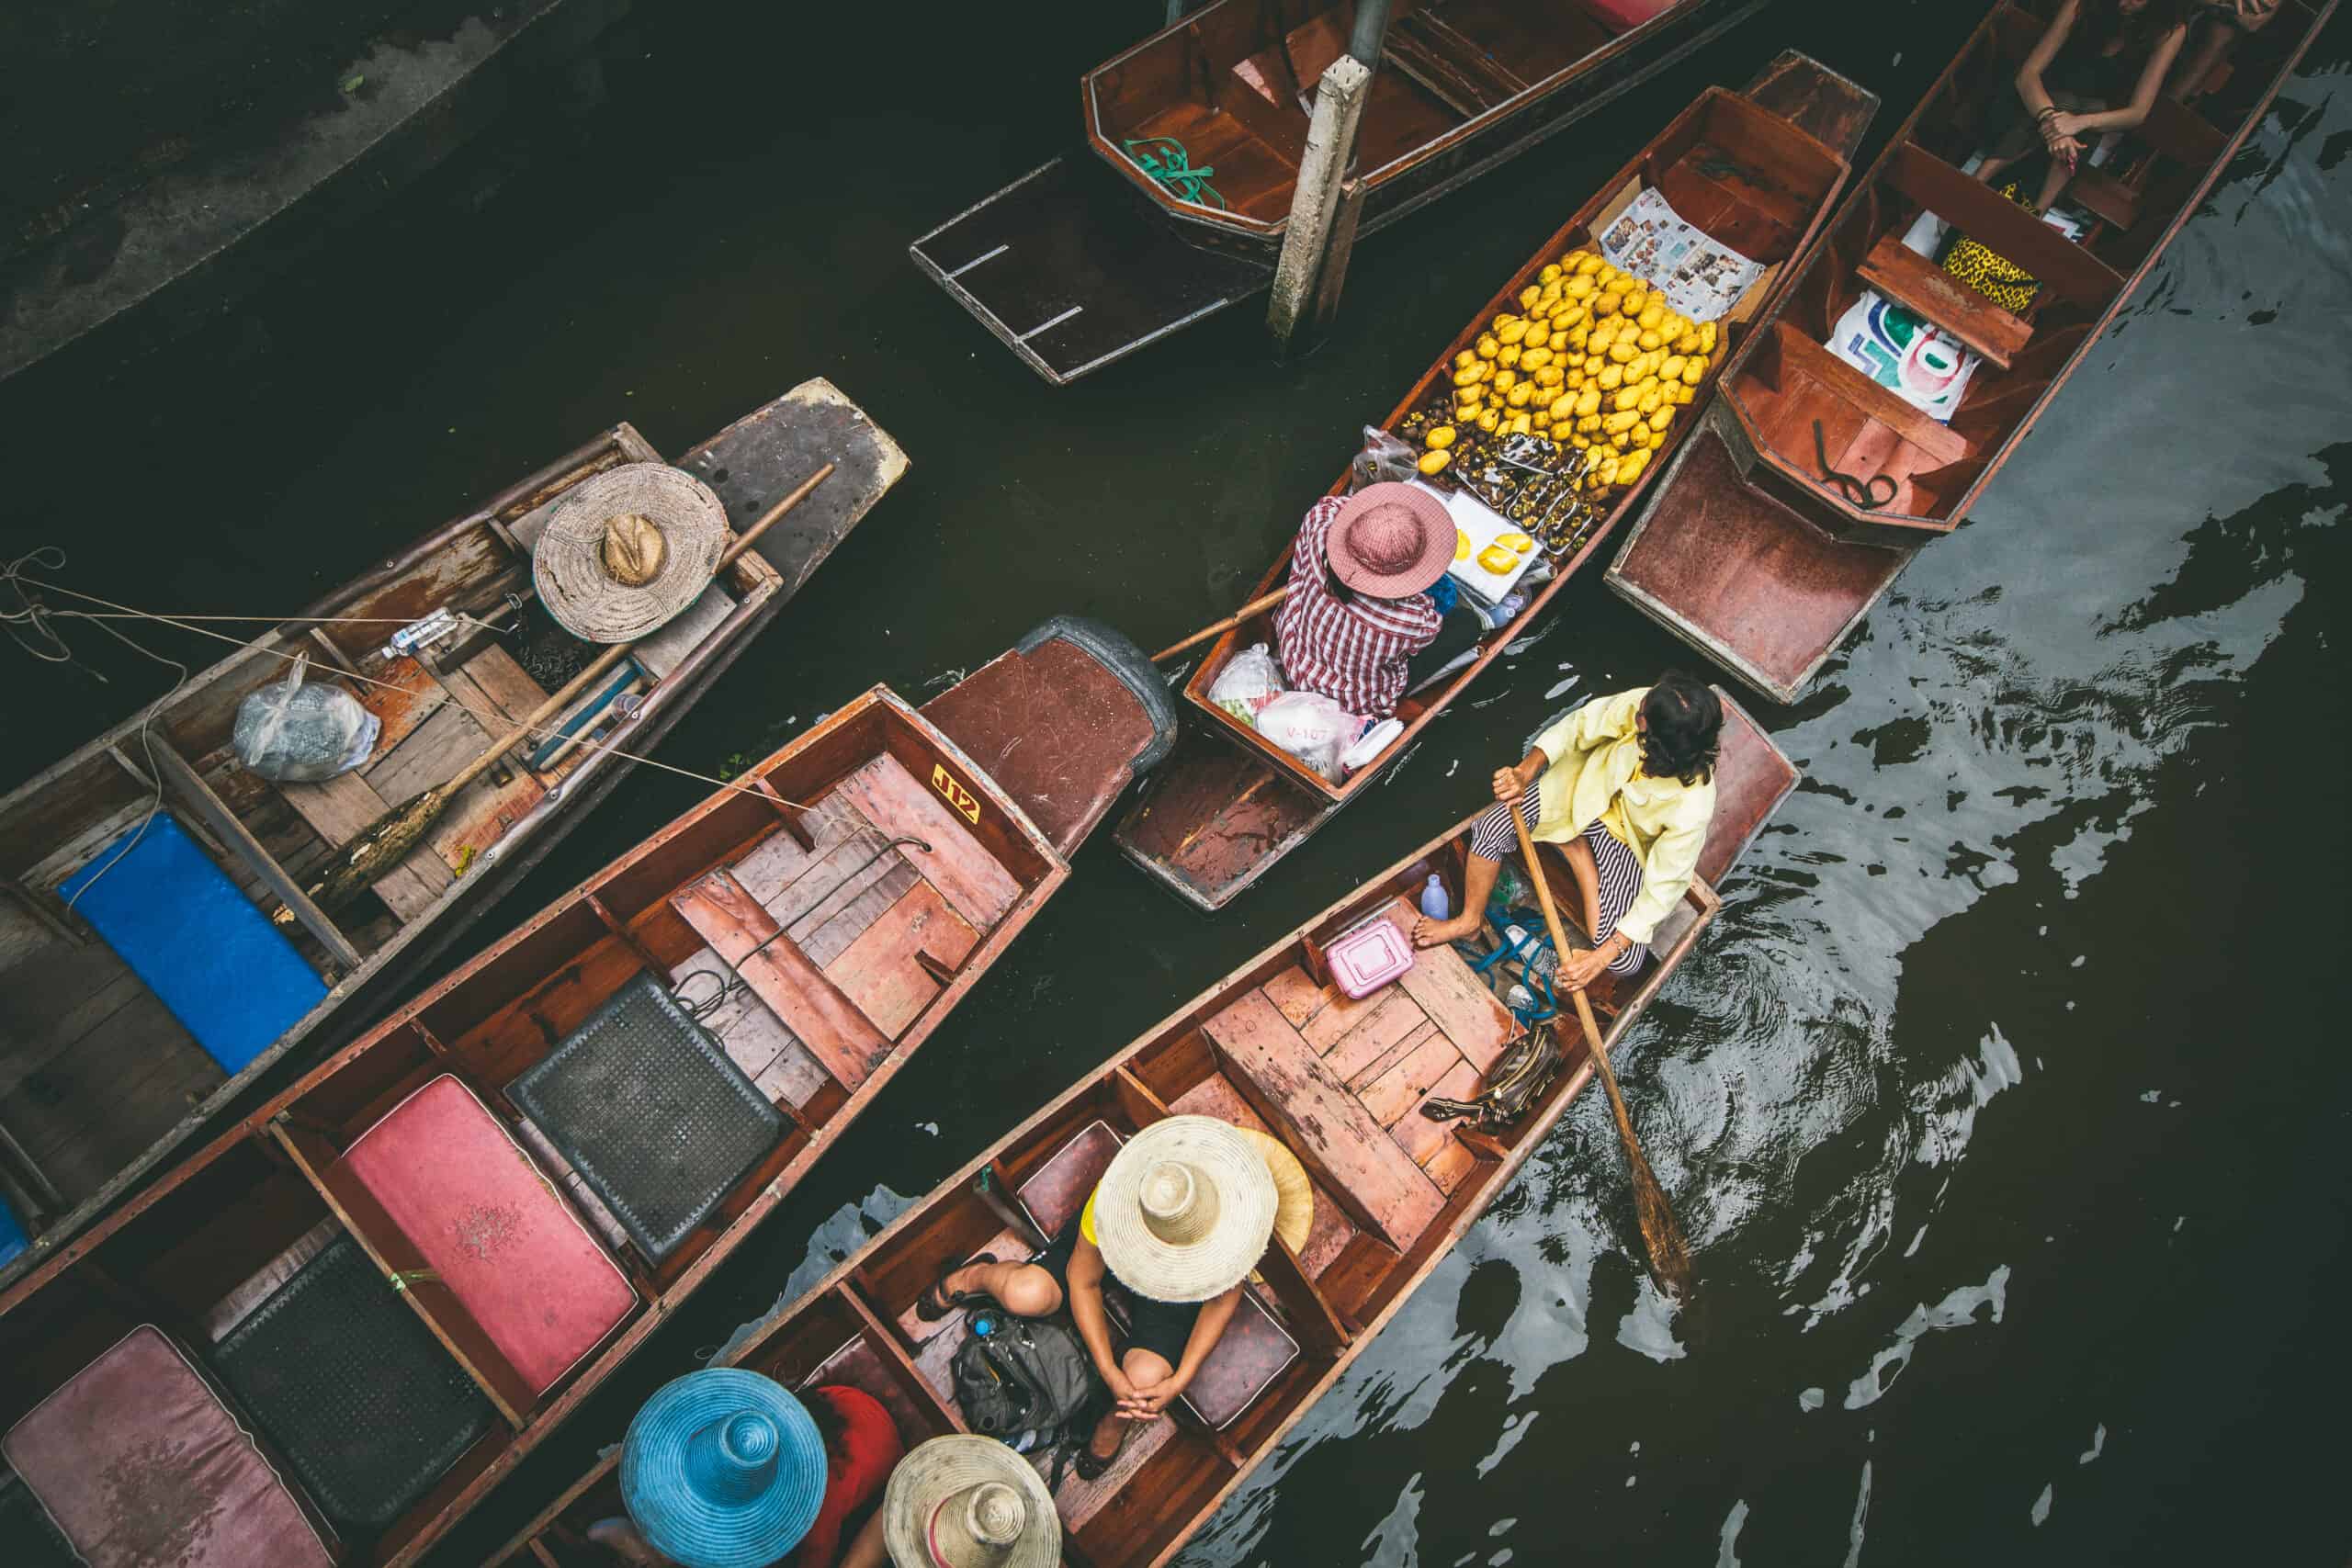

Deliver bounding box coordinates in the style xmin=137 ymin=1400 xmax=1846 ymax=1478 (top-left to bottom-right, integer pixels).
xmin=308 ymin=784 xmax=453 ymax=913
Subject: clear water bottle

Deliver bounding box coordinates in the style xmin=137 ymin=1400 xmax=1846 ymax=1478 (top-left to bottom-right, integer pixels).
xmin=1418 ymin=874 xmax=1452 ymax=921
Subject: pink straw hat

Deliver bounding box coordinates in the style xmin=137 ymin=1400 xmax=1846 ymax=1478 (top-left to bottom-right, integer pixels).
xmin=1326 ymin=482 xmax=1455 ymax=598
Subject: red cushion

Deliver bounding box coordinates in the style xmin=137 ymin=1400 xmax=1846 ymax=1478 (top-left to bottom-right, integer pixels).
xmin=337 ymin=1075 xmax=636 ymax=1396
xmin=1579 ymin=0 xmax=1677 ymax=28
xmin=3 ymin=1325 xmax=334 ymax=1568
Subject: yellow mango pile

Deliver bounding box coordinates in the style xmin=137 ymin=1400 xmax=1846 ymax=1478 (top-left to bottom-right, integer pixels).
xmin=1427 ymin=247 xmax=1718 ymax=495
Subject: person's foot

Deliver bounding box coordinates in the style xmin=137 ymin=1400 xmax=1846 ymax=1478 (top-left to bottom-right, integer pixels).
xmin=1412 ymin=911 xmax=1479 ymax=949
xmin=915 ymin=1255 xmax=998 ymax=1320
xmin=1075 ymin=1408 xmax=1132 ymax=1481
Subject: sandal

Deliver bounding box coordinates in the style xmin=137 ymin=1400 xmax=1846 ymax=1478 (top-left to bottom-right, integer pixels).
xmin=915 ymin=1254 xmax=998 ymax=1321
xmin=1073 ymin=1413 xmax=1132 ymax=1482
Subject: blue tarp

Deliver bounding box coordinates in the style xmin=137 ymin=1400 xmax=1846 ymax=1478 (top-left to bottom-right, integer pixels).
xmin=58 ymin=812 xmax=328 ymax=1074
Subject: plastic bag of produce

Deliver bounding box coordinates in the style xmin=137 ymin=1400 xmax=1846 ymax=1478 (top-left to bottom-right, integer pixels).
xmin=1254 ymin=691 xmax=1362 ymax=781
xmin=1208 ymin=642 xmax=1285 ymax=724
xmin=232 ymin=655 xmax=379 ymax=782
xmin=1351 ymin=426 xmax=1422 ymax=491
xmin=1826 ymin=290 xmax=1980 ymax=423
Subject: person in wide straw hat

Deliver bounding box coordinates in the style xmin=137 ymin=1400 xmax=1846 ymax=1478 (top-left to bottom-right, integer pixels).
xmin=533 ymin=462 xmax=731 ymax=643
xmin=831 ymin=1434 xmax=1060 ymax=1568
xmin=911 ymin=1116 xmax=1290 ymax=1480
xmin=1272 ymin=481 xmax=1484 ymax=721
xmin=590 ymin=1368 xmax=829 ymax=1568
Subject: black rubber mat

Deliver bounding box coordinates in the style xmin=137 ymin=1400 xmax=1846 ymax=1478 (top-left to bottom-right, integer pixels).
xmin=208 ymin=1234 xmax=495 ymax=1532
xmin=509 ymin=597 xmax=598 ymax=690
xmin=0 ymin=1471 xmax=78 ymax=1567
xmin=509 ymin=973 xmax=784 ymax=1259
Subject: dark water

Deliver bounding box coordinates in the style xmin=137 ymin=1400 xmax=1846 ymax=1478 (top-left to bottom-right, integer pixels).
xmin=5 ymin=2 xmax=2348 ymax=1562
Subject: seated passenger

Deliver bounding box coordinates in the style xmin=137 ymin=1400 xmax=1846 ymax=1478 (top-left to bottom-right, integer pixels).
xmin=1273 ymin=482 xmax=1480 ymax=720
xmin=2169 ymin=0 xmax=2279 ymax=99
xmin=1977 ymin=0 xmax=2194 ymax=214
xmin=835 ymin=1433 xmax=1061 ymax=1568
xmin=1414 ymin=676 xmax=1723 ymax=989
xmin=916 ymin=1116 xmax=1281 ymax=1479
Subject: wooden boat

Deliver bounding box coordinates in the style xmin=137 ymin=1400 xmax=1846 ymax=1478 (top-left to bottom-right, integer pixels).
xmin=0 ymin=615 xmax=1178 ymax=1565
xmin=912 ymin=0 xmax=1779 ymax=384
xmin=499 ymin=689 xmax=1797 ymax=1568
xmin=1112 ymin=51 xmax=1872 ymax=911
xmin=1605 ymin=0 xmax=2340 ymax=703
xmin=0 ymin=380 xmax=907 ymax=1294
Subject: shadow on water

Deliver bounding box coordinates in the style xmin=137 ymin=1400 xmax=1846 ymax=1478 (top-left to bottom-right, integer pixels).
xmin=1 ymin=3 xmax=2346 ymax=1563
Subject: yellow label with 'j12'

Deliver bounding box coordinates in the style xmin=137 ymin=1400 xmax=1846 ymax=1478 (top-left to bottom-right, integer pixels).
xmin=931 ymin=762 xmax=980 ymax=825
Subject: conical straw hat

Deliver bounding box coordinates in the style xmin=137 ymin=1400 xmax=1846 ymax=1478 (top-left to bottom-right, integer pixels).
xmin=533 ymin=462 xmax=729 ymax=642
xmin=618 ymin=1369 xmax=826 ymax=1568
xmin=1091 ymin=1116 xmax=1278 ymax=1303
xmin=881 ymin=1435 xmax=1059 ymax=1568
xmin=1237 ymin=1127 xmax=1313 ymax=1258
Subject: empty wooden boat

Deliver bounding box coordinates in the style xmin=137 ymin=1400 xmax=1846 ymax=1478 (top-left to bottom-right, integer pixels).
xmin=1112 ymin=51 xmax=1871 ymax=911
xmin=499 ymin=688 xmax=1796 ymax=1567
xmin=1606 ymin=0 xmax=2339 ymax=702
xmin=0 ymin=611 xmax=1178 ymax=1568
xmin=0 ymin=380 xmax=907 ymax=1294
xmin=913 ymin=0 xmax=1780 ymax=384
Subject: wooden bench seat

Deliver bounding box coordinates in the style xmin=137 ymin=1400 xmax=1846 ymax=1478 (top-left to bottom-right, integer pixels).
xmin=672 ymin=867 xmax=889 ymax=1089
xmin=2067 ymin=164 xmax=2143 ymax=231
xmin=1856 ymin=233 xmax=2031 ymax=369
xmin=1384 ymin=12 xmax=1528 ymax=117
xmin=1747 ymin=320 xmax=1972 ymax=509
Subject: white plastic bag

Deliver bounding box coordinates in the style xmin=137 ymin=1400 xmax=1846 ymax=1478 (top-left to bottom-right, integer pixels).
xmin=232 ymin=655 xmax=379 ymax=782
xmin=1208 ymin=642 xmax=1284 ymax=723
xmin=1254 ymin=692 xmax=1362 ymax=781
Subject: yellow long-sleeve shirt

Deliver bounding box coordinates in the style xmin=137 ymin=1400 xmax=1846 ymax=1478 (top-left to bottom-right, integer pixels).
xmin=1527 ymin=686 xmax=1714 ymax=946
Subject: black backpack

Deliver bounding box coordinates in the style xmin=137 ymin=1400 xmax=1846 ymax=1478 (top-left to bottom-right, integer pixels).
xmin=950 ymin=1312 xmax=1101 ymax=1485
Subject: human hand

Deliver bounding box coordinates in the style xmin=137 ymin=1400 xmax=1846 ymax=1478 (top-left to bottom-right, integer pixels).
xmin=2042 ymin=109 xmax=2085 ymax=141
xmin=1117 ymin=1382 xmax=1178 ymax=1420
xmin=1559 ymin=939 xmax=1621 ymax=992
xmin=1490 ymin=764 xmax=1529 ymax=805
xmin=1100 ymin=1364 xmax=1137 ymax=1407
xmin=2234 ymin=0 xmax=2278 ymax=22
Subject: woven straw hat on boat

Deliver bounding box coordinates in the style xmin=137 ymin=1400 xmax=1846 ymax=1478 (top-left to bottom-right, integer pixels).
xmin=882 ymin=1434 xmax=1060 ymax=1568
xmin=1092 ymin=1115 xmax=1278 ymax=1304
xmin=1238 ymin=1127 xmax=1313 ymax=1258
xmin=618 ymin=1369 xmax=826 ymax=1568
xmin=533 ymin=463 xmax=729 ymax=642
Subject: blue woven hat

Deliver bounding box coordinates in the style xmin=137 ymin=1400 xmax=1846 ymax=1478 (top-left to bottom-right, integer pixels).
xmin=619 ymin=1369 xmax=827 ymax=1568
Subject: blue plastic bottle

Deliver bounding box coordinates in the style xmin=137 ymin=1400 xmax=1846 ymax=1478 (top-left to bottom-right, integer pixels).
xmin=1419 ymin=874 xmax=1452 ymax=922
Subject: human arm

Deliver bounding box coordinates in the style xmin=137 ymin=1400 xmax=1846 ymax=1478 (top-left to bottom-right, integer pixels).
xmin=1118 ymin=1286 xmax=1242 ymax=1419
xmin=1528 ymin=687 xmax=1646 ymax=787
xmin=1490 ymin=745 xmax=1550 ymax=804
xmin=1609 ymin=807 xmax=1711 ymax=952
xmin=2050 ymin=24 xmax=2190 ymax=135
xmin=2013 ymin=0 xmax=2079 ymax=117
xmin=1063 ymin=1239 xmax=1136 ymax=1404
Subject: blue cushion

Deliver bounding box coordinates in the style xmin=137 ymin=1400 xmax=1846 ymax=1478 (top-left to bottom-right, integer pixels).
xmin=0 ymin=1196 xmax=25 ymax=1271
xmin=58 ymin=813 xmax=327 ymax=1074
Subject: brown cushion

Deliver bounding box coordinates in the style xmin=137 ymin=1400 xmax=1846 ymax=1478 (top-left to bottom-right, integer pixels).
xmin=3 ymin=1325 xmax=334 ymax=1568
xmin=1180 ymin=1289 xmax=1299 ymax=1431
xmin=1014 ymin=1120 xmax=1123 ymax=1241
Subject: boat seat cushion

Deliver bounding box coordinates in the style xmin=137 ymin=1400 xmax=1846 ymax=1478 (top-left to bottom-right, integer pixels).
xmin=55 ymin=812 xmax=327 ymax=1074
xmin=2 ymin=1324 xmax=335 ymax=1568
xmin=1578 ymin=0 xmax=1679 ymax=30
xmin=1013 ymin=1120 xmax=1124 ymax=1241
xmin=336 ymin=1074 xmax=637 ymax=1396
xmin=1100 ymin=1282 xmax=1299 ymax=1432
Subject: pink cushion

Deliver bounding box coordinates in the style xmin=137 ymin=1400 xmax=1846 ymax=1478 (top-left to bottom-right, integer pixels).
xmin=1579 ymin=0 xmax=1677 ymax=28
xmin=3 ymin=1325 xmax=334 ymax=1568
xmin=337 ymin=1075 xmax=636 ymax=1396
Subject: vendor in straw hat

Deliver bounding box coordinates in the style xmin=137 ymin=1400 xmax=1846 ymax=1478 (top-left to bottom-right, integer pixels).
xmin=831 ymin=1434 xmax=1061 ymax=1568
xmin=913 ymin=1117 xmax=1311 ymax=1481
xmin=1272 ymin=482 xmax=1484 ymax=720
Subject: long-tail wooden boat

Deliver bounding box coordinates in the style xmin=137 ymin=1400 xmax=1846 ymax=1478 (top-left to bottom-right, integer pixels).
xmin=1604 ymin=0 xmax=2339 ymax=703
xmin=0 ymin=611 xmax=1178 ymax=1566
xmin=499 ymin=688 xmax=1796 ymax=1567
xmin=0 ymin=380 xmax=907 ymax=1293
xmin=912 ymin=0 xmax=1780 ymax=384
xmin=1111 ymin=51 xmax=1871 ymax=911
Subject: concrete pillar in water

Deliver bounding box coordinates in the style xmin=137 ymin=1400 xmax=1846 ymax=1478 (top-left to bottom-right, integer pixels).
xmin=1267 ymin=53 xmax=1372 ymax=362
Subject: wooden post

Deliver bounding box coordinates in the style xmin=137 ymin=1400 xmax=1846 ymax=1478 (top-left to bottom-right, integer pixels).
xmin=1268 ymin=54 xmax=1373 ymax=361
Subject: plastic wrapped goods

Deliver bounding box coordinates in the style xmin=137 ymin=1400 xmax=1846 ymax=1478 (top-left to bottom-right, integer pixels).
xmin=232 ymin=657 xmax=379 ymax=782
xmin=1208 ymin=642 xmax=1285 ymax=724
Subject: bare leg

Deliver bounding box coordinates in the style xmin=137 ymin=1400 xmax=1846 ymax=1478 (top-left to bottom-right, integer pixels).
xmin=934 ymin=1258 xmax=1062 ymax=1317
xmin=1414 ymin=851 xmax=1498 ymax=947
xmin=1557 ymin=833 xmax=1604 ymax=942
xmin=1086 ymin=1348 xmax=1175 ymax=1462
xmin=1974 ymin=151 xmax=2018 ymax=186
xmin=2033 ymin=156 xmax=2072 ymax=214
xmin=836 ymin=1508 xmax=890 ymax=1568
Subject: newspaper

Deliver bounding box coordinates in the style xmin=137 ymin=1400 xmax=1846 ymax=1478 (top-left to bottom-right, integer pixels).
xmin=1596 ymin=187 xmax=1764 ymax=321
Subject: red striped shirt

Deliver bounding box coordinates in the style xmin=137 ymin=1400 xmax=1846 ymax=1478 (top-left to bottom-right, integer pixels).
xmin=1273 ymin=496 xmax=1442 ymax=719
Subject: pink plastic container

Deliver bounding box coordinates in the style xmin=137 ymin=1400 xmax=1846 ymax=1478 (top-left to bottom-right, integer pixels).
xmin=1325 ymin=916 xmax=1415 ymax=998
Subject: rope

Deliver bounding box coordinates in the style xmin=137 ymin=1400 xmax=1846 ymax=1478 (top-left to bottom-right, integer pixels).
xmin=1812 ymin=420 xmax=1897 ymax=511
xmin=671 ymin=832 xmax=933 ymax=1021
xmin=1122 ymin=137 xmax=1227 ymax=209
xmin=2 ymin=550 xmax=819 ymax=820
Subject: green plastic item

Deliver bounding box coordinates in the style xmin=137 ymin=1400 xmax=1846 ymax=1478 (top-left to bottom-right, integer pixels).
xmin=1121 ymin=136 xmax=1227 ymax=210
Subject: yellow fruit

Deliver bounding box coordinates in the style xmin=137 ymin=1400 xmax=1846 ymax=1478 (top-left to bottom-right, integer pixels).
xmin=1425 ymin=424 xmax=1457 ymax=449
xmin=1589 ymin=318 xmax=1617 ymax=347
xmin=1538 ymin=264 xmax=1562 ymax=284
xmin=1659 ymin=313 xmax=1688 ymax=343
xmin=1453 ymin=364 xmax=1485 ymax=388
xmin=1498 ymin=344 xmax=1521 ymax=368
xmin=1574 ymin=253 xmax=1602 ymax=276
xmin=1637 ymin=329 xmax=1663 ymax=351
xmin=1636 ymin=302 xmax=1665 ymax=332
xmin=1507 ymin=381 xmax=1533 ymax=408
xmin=1659 ymin=354 xmax=1687 ymax=382
xmin=1493 ymin=368 xmax=1518 ymax=391
xmin=1612 ymin=385 xmax=1643 ymax=413
xmin=1672 ymin=332 xmax=1702 ymax=355
xmin=1453 ymin=382 xmax=1483 ymax=404
xmin=1592 ymin=292 xmax=1623 ymax=317
xmin=1612 ymin=430 xmax=1634 ymax=449
xmin=1608 ymin=340 xmax=1637 ymax=364
xmin=1521 ymin=346 xmax=1552 ymax=371
xmin=1670 ymin=381 xmax=1694 ymax=404
xmin=1418 ymin=449 xmax=1451 ymax=476
xmin=1617 ymin=449 xmax=1652 ymax=484
xmin=1532 ymin=412 xmax=1552 ymax=431
xmin=1565 ymin=367 xmax=1584 ymax=389
xmin=1556 ymin=303 xmax=1588 ymax=330
xmin=1534 ymin=366 xmax=1564 ymax=389
xmin=1518 ymin=286 xmax=1543 ymax=310
xmin=1600 ymin=273 xmax=1632 ymax=293
xmin=1626 ymin=352 xmax=1656 ymax=381
xmin=1603 ymin=409 xmax=1641 ymax=434
xmin=1575 ymin=387 xmax=1601 ymax=417
xmin=1576 ymin=412 xmax=1602 ymax=434
xmin=1598 ymin=363 xmax=1623 ymax=390
xmin=1453 ymin=350 xmax=1477 ymax=371
xmin=1583 ymin=354 xmax=1604 ymax=374
xmin=1623 ymin=288 xmax=1648 ymax=317
xmin=1636 ymin=386 xmax=1662 ymax=414
xmin=1567 ymin=326 xmax=1590 ymax=353
xmin=1500 ymin=531 xmax=1534 ymax=554
xmin=1648 ymin=405 xmax=1674 ymax=431
xmin=1547 ymin=331 xmax=1568 ymax=352
xmin=1699 ymin=321 xmax=1718 ymax=352
xmin=1477 ymin=334 xmax=1501 ymax=358
xmin=1570 ymin=433 xmax=1590 ymax=449
xmin=1506 ymin=412 xmax=1532 ymax=436
xmin=1682 ymin=355 xmax=1706 ymax=385
xmin=1497 ymin=320 xmax=1528 ymax=345
xmin=1548 ymin=393 xmax=1577 ymax=421
xmin=1476 ymin=543 xmax=1518 ymax=573
xmin=1477 ymin=408 xmax=1502 ymax=433
xmin=1565 ymin=275 xmax=1597 ymax=299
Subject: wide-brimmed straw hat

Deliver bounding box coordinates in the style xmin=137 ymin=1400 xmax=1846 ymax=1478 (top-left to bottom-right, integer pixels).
xmin=618 ymin=1369 xmax=826 ymax=1568
xmin=1328 ymin=481 xmax=1453 ymax=599
xmin=534 ymin=462 xmax=729 ymax=642
xmin=881 ymin=1435 xmax=1060 ymax=1568
xmin=1093 ymin=1116 xmax=1279 ymax=1303
xmin=1237 ymin=1127 xmax=1314 ymax=1258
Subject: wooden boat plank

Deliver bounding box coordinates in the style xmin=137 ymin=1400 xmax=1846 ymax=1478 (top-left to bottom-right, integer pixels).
xmin=1740 ymin=45 xmax=1879 ymax=157
xmin=362 ymin=700 xmax=496 ymax=806
xmin=831 ymin=753 xmax=1023 ymax=931
xmin=1359 ymin=1030 xmax=1463 ymax=1130
xmin=1854 ymin=231 xmax=2031 ymax=369
xmin=1390 ymin=1060 xmax=1482 ymax=1169
xmin=1299 ymin=978 xmax=1412 ymax=1060
xmin=279 ymin=767 xmax=452 ymax=919
xmin=671 ymin=869 xmax=888 ymax=1092
xmin=427 ymin=770 xmax=549 ymax=878
xmin=662 ymin=948 xmax=828 ymax=1108
xmin=792 ymin=855 xmax=923 ymax=973
xmin=1392 ymin=938 xmax=1515 ymax=1075
xmin=677 ymin=379 xmax=909 ymax=597
xmin=1200 ymin=989 xmax=1445 ymax=1251
xmin=1419 ymin=1132 xmax=1481 ymax=1195
xmin=821 ymin=882 xmax=980 ymax=1040
xmin=1326 ymin=1004 xmax=1435 ymax=1089
xmin=351 ymin=655 xmax=451 ymax=757
xmin=1111 ymin=730 xmax=1337 ymax=912
xmin=0 ymin=997 xmax=221 ymax=1193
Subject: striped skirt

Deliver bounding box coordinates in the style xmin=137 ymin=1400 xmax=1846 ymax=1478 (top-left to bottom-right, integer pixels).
xmin=1467 ymin=781 xmax=1645 ymax=976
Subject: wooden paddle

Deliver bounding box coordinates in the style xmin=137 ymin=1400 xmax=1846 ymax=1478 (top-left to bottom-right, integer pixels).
xmin=1151 ymin=585 xmax=1293 ymax=662
xmin=295 ymin=464 xmax=835 ymax=916
xmin=1508 ymin=801 xmax=1694 ymax=1303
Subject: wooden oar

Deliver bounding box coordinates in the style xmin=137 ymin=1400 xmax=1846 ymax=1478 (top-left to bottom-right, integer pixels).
xmin=1151 ymin=585 xmax=1293 ymax=662
xmin=298 ymin=465 xmax=834 ymax=915
xmin=1508 ymin=801 xmax=1694 ymax=1303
